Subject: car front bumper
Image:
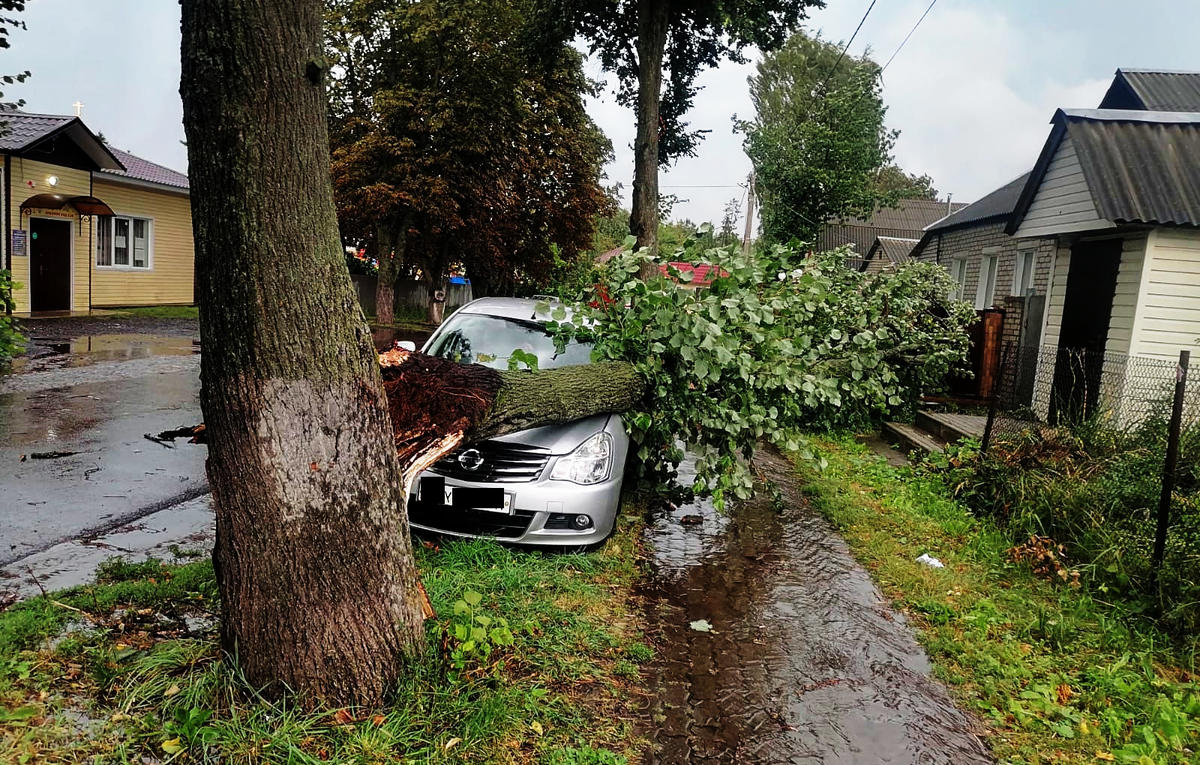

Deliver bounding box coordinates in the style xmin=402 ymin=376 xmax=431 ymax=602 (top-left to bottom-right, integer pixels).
xmin=406 ymin=470 xmax=624 ymax=547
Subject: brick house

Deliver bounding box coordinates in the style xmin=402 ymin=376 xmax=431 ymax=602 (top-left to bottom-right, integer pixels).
xmin=911 ymin=68 xmax=1200 ymax=423
xmin=909 ymin=173 xmax=1057 ymax=353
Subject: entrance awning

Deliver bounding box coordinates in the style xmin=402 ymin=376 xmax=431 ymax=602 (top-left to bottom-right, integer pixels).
xmin=19 ymin=193 xmax=116 ymax=217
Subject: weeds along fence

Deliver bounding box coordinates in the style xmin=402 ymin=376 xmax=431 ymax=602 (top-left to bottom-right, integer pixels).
xmin=975 ymin=343 xmax=1200 ymax=630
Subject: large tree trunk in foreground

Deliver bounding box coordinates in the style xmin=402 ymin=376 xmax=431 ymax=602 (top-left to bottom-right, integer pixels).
xmin=630 ymin=0 xmax=669 ymax=280
xmin=181 ymin=0 xmax=429 ymax=707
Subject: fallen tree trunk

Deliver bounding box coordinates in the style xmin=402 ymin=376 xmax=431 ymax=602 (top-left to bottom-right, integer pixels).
xmin=379 ymin=349 xmax=644 ymax=496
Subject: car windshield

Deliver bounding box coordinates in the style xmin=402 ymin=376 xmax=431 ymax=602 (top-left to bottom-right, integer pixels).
xmin=425 ymin=313 xmax=593 ymax=370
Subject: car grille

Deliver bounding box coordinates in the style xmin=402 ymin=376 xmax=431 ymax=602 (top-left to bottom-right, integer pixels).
xmin=407 ymin=504 xmax=535 ymax=539
xmin=431 ymin=441 xmax=551 ymax=483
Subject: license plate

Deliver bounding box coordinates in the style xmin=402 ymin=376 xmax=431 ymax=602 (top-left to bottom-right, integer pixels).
xmin=419 ymin=479 xmax=513 ymax=515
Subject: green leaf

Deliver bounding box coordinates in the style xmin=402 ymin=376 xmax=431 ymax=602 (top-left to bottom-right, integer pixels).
xmin=463 ymin=590 xmax=483 ymax=607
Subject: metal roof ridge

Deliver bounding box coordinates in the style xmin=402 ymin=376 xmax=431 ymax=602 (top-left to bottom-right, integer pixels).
xmin=1117 ymin=68 xmax=1200 ymax=75
xmin=1058 ymin=108 xmax=1200 ymax=123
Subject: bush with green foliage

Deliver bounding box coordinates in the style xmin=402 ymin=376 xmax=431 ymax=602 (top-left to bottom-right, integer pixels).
xmin=0 ymin=270 xmax=24 ymax=371
xmin=920 ymin=415 xmax=1200 ymax=636
xmin=545 ymin=234 xmax=975 ymax=507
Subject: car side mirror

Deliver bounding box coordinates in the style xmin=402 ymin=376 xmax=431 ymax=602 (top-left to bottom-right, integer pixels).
xmin=396 ymin=341 xmax=417 ymax=352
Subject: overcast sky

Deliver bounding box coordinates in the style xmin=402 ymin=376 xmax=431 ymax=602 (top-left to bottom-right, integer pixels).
xmin=9 ymin=0 xmax=1200 ymax=230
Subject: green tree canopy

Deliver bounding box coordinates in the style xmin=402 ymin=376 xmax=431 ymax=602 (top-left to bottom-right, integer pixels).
xmin=327 ymin=0 xmax=612 ymax=307
xmin=873 ymin=163 xmax=939 ymax=201
xmin=741 ymin=31 xmax=898 ymax=244
xmin=534 ymin=0 xmax=823 ymax=265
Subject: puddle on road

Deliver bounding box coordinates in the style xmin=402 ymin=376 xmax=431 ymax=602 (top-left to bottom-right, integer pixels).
xmin=637 ymin=448 xmax=991 ymax=764
xmin=13 ymin=334 xmax=199 ymax=374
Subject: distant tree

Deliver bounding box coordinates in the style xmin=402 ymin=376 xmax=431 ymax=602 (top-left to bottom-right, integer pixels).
xmin=717 ymin=197 xmax=742 ymax=247
xmin=534 ymin=0 xmax=823 ymax=273
xmin=327 ymin=0 xmax=611 ymax=320
xmin=741 ymin=31 xmax=897 ymax=244
xmin=873 ymin=164 xmax=938 ymax=201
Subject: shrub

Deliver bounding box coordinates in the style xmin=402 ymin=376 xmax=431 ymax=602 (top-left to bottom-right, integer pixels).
xmin=920 ymin=421 xmax=1200 ymax=636
xmin=0 ymin=270 xmax=24 ymax=371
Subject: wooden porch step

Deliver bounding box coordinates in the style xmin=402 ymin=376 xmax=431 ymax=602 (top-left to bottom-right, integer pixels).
xmin=882 ymin=421 xmax=946 ymax=457
xmin=916 ymin=411 xmax=988 ymax=442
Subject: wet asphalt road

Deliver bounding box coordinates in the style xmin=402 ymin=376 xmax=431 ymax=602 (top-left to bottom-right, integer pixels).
xmin=0 ymin=357 xmax=207 ymax=567
xmin=638 ymin=449 xmax=991 ymax=764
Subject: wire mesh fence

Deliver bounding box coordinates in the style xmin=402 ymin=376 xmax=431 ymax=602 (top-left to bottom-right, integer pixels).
xmin=984 ymin=344 xmax=1200 ymax=443
xmin=979 ymin=343 xmax=1200 ymax=625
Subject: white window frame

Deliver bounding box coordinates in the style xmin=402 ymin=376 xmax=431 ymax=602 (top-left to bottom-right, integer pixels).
xmin=95 ymin=214 xmax=154 ymax=270
xmin=1012 ymin=247 xmax=1036 ymax=297
xmin=975 ymin=250 xmax=999 ymax=309
xmin=949 ymin=256 xmax=968 ymax=301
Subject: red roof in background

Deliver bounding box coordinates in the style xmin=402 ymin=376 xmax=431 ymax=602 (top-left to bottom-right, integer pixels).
xmin=659 ymin=262 xmax=723 ymax=288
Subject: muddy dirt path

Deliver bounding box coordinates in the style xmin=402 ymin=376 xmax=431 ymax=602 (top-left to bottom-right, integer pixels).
xmin=637 ymin=448 xmax=991 ymax=764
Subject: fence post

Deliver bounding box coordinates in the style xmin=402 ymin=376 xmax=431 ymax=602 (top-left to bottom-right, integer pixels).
xmin=1152 ymin=350 xmax=1191 ymax=577
xmin=981 ymin=343 xmax=1012 ymax=455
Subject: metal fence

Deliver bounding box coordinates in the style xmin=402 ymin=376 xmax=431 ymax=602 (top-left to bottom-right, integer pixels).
xmin=981 ymin=343 xmax=1198 ymax=589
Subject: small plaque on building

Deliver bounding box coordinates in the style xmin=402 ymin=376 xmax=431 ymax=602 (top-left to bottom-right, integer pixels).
xmin=11 ymin=229 xmax=26 ymax=257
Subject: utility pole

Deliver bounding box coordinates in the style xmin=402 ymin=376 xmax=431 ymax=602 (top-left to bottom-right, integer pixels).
xmin=742 ymin=170 xmax=756 ymax=256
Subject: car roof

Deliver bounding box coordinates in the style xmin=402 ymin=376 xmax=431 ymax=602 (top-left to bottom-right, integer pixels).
xmin=456 ymin=296 xmax=568 ymax=322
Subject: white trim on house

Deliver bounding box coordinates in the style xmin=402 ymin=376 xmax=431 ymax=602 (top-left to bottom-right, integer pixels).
xmin=95 ymin=212 xmax=155 ymax=271
xmin=975 ymin=252 xmax=999 ymax=309
xmin=1014 ymin=135 xmax=1115 ymax=239
xmin=949 ymin=255 xmax=968 ymax=301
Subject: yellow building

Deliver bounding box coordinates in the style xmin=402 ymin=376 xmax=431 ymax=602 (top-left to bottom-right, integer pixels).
xmin=1 ymin=110 xmax=193 ymax=314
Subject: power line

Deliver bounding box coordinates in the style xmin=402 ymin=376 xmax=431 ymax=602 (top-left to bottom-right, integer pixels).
xmin=812 ymin=0 xmax=879 ymax=101
xmin=660 ymin=184 xmax=740 ymax=189
xmin=882 ymin=0 xmax=938 ymax=72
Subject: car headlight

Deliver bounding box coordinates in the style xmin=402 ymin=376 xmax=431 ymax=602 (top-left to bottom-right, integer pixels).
xmin=550 ymin=432 xmax=613 ymax=485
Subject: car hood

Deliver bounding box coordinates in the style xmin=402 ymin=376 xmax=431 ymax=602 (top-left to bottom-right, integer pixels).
xmin=489 ymin=413 xmax=616 ymax=455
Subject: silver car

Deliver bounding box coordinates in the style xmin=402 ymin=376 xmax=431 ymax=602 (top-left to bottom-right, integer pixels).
xmin=404 ymin=297 xmax=630 ymax=547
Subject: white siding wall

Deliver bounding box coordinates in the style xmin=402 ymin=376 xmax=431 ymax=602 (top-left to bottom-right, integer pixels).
xmin=1106 ymin=234 xmax=1148 ymax=358
xmin=1133 ymin=228 xmax=1200 ymax=360
xmin=1014 ymin=135 xmax=1116 ymax=239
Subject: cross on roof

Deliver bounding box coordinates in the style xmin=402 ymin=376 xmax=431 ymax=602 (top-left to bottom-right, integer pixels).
xmin=72 ymin=101 xmax=84 ymax=117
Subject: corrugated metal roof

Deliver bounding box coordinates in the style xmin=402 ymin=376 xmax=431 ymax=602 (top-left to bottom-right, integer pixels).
xmin=1062 ymin=109 xmax=1200 ymax=227
xmin=0 ymin=110 xmax=74 ymax=151
xmin=1100 ymin=69 xmax=1200 ymax=112
xmin=100 ymin=147 xmax=189 ymax=190
xmin=923 ymin=172 xmax=1030 ymax=234
xmin=818 ymin=198 xmax=966 ymax=254
xmin=868 ymin=236 xmax=919 ymax=264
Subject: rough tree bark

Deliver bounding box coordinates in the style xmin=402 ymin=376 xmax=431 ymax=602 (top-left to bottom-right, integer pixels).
xmin=630 ymin=0 xmax=669 ymax=280
xmin=180 ymin=0 xmax=432 ymax=706
xmin=375 ymin=225 xmax=398 ymax=327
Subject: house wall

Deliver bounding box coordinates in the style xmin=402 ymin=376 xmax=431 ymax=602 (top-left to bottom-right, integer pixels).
xmin=1129 ymin=228 xmax=1200 ymax=360
xmin=912 ymin=220 xmax=1056 ymax=318
xmin=90 ymin=179 xmax=194 ymax=307
xmin=1014 ymin=135 xmax=1116 ymax=239
xmin=7 ymin=157 xmax=93 ymax=312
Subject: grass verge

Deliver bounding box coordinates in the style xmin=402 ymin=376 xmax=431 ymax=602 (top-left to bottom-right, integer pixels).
xmin=799 ymin=435 xmax=1199 ymax=765
xmin=0 ymin=512 xmax=649 ymax=764
xmin=91 ymin=306 xmax=200 ymax=320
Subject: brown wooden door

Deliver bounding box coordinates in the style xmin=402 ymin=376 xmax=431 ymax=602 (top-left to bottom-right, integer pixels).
xmin=29 ymin=218 xmax=72 ymax=312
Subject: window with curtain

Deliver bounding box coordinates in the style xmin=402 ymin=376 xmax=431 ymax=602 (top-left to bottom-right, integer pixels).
xmin=95 ymin=215 xmax=152 ymax=269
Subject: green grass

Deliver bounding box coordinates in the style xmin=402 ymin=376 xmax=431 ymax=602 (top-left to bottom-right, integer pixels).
xmin=92 ymin=305 xmax=199 ymax=320
xmin=0 ymin=513 xmax=650 ymax=764
xmin=798 ymin=435 xmax=1200 ymax=765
